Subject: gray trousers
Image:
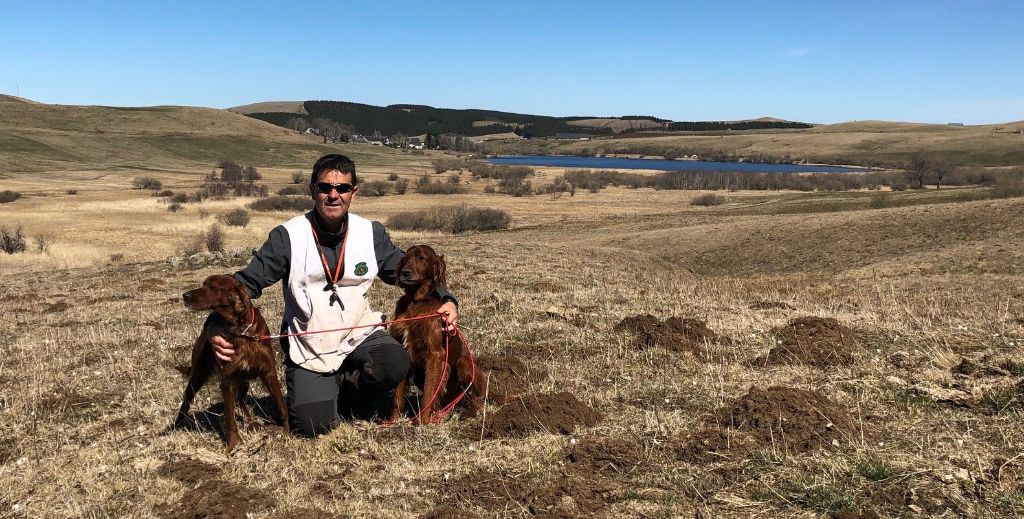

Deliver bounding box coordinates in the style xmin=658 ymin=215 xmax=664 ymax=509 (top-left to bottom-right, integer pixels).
xmin=284 ymin=330 xmax=410 ymax=436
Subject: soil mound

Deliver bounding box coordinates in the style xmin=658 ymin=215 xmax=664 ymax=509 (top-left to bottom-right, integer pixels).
xmin=765 ymin=316 xmax=858 ymax=367
xmin=678 ymin=386 xmax=856 ymax=460
xmin=159 ymin=479 xmax=275 ymax=519
xmin=156 ymin=458 xmax=222 ymax=486
xmin=565 ymin=437 xmax=649 ymax=474
xmin=448 ymin=470 xmax=619 ymax=518
xmin=614 ymin=314 xmax=731 ymax=358
xmin=481 ymin=392 xmax=602 ymax=438
xmin=474 ymin=354 xmax=546 ymax=398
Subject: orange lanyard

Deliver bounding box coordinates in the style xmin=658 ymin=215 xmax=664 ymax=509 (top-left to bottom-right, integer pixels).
xmin=310 ymin=219 xmax=348 ymax=305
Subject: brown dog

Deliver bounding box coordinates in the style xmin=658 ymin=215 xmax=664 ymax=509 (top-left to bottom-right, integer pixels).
xmin=174 ymin=274 xmax=288 ymax=452
xmin=389 ymin=245 xmax=489 ymax=424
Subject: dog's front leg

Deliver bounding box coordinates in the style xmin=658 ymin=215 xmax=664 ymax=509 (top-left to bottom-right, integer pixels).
xmin=261 ymin=373 xmax=290 ymax=433
xmin=221 ymin=378 xmax=241 ymax=453
xmin=390 ymin=378 xmax=408 ymax=422
xmin=417 ymin=351 xmax=449 ymax=425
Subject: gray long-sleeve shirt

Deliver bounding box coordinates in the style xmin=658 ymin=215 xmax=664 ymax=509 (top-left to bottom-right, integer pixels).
xmin=234 ymin=211 xmax=456 ymax=305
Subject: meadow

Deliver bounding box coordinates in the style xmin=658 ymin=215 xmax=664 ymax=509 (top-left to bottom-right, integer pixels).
xmin=1 ymin=98 xmax=1023 ymax=517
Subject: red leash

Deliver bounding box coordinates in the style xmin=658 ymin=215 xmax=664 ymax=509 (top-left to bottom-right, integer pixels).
xmin=257 ymin=312 xmax=442 ymax=341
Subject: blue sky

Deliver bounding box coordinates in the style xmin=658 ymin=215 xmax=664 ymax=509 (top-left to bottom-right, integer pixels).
xmin=2 ymin=1 xmax=1022 ymax=124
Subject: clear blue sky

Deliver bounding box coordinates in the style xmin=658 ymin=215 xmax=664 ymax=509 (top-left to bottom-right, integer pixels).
xmin=2 ymin=1 xmax=1022 ymax=124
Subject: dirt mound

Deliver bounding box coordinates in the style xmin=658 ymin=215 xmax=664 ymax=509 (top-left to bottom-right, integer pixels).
xmin=447 ymin=470 xmax=619 ymax=518
xmin=565 ymin=437 xmax=650 ymax=474
xmin=678 ymin=386 xmax=856 ymax=460
xmin=159 ymin=479 xmax=276 ymax=519
xmin=481 ymin=392 xmax=601 ymax=438
xmin=474 ymin=354 xmax=545 ymax=398
xmin=614 ymin=314 xmax=731 ymax=358
xmin=157 ymin=458 xmax=222 ymax=486
xmin=765 ymin=316 xmax=858 ymax=367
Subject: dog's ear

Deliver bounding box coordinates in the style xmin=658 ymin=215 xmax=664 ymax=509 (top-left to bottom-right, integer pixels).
xmin=433 ymin=253 xmax=447 ymax=288
xmin=231 ymin=277 xmax=253 ymax=319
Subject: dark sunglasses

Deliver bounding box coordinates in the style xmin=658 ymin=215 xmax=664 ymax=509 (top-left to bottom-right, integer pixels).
xmin=313 ymin=182 xmax=355 ymax=194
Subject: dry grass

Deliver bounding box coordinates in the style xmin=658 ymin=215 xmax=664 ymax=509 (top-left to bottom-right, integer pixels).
xmin=2 ymin=129 xmax=1024 ymax=516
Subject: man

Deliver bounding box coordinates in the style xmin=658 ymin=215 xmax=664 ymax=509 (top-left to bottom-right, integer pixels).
xmin=210 ymin=153 xmax=458 ymax=436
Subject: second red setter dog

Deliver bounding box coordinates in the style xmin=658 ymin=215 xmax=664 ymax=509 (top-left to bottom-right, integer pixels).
xmin=174 ymin=274 xmax=289 ymax=452
xmin=389 ymin=245 xmax=485 ymax=424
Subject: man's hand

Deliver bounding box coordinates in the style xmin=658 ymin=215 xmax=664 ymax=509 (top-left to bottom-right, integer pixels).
xmin=209 ymin=335 xmax=236 ymax=364
xmin=439 ymin=301 xmax=458 ymax=335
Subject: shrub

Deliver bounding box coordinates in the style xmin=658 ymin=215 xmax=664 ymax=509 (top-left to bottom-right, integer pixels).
xmin=890 ymin=183 xmax=908 ymax=192
xmin=198 ymin=208 xmax=211 ymax=219
xmin=66 ymin=189 xmax=78 ymax=196
xmin=431 ymin=157 xmax=464 ymax=174
xmin=387 ymin=206 xmax=511 ymax=234
xmin=180 ymin=234 xmax=205 ymax=257
xmin=417 ymin=181 xmax=465 ymax=195
xmin=1 ymin=225 xmax=27 ymax=254
xmin=387 ymin=173 xmax=400 ymax=181
xmin=205 ymin=223 xmax=226 ymax=253
xmin=154 ymin=189 xmax=174 ymax=197
xmin=498 ymin=177 xmax=532 ymax=197
xmin=0 ymin=190 xmax=22 ymax=203
xmin=394 ymin=179 xmax=409 ymax=195
xmin=690 ymin=193 xmax=726 ymax=206
xmin=448 ymin=175 xmax=462 ymax=185
xmin=868 ymin=194 xmax=891 ymax=209
xmin=247 ymin=196 xmax=311 ymax=212
xmin=170 ymin=192 xmax=189 ymax=204
xmin=291 ymin=172 xmax=304 ymax=184
xmin=34 ymin=235 xmax=50 ymax=253
xmin=133 ymin=176 xmax=162 ymax=190
xmin=484 ymin=185 xmax=496 ymax=194
xmin=168 ymin=202 xmax=183 ymax=212
xmin=360 ymin=180 xmax=391 ymax=197
xmin=277 ymin=185 xmax=303 ymax=196
xmin=220 ymin=208 xmax=251 ymax=227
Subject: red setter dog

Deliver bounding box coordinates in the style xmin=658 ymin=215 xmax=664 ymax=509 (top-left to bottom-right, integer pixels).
xmin=389 ymin=245 xmax=485 ymax=424
xmin=174 ymin=274 xmax=288 ymax=452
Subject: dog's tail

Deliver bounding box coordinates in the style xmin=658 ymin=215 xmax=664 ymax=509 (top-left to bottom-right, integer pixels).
xmin=173 ymin=365 xmax=191 ymax=378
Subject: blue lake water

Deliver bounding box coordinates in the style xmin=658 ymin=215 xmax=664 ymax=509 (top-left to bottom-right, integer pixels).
xmin=485 ymin=155 xmax=863 ymax=173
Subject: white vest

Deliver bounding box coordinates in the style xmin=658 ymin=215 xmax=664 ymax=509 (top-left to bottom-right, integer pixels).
xmin=281 ymin=212 xmax=384 ymax=373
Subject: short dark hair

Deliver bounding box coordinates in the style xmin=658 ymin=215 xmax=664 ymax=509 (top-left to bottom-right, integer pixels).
xmin=310 ymin=154 xmax=357 ymax=186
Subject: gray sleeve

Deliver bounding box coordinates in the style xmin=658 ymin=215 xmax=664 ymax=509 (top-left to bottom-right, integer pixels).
xmin=372 ymin=221 xmax=458 ymax=308
xmin=234 ymin=225 xmax=290 ymax=299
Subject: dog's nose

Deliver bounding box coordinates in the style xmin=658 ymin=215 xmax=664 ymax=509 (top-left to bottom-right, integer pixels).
xmin=182 ymin=292 xmax=192 ymax=303
xmin=400 ymin=269 xmax=411 ymax=278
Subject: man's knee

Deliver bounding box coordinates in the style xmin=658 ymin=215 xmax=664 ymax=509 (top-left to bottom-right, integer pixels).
xmin=369 ymin=341 xmax=411 ymax=389
xmin=289 ymin=400 xmax=339 ymax=437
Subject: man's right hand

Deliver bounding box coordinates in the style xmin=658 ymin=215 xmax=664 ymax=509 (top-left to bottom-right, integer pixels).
xmin=209 ymin=335 xmax=236 ymax=364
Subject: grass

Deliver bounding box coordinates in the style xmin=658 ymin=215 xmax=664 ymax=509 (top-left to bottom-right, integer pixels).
xmin=1 ymin=111 xmax=1023 ymax=516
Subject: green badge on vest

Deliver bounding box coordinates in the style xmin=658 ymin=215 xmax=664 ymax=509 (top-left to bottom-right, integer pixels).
xmin=354 ymin=261 xmax=368 ymax=276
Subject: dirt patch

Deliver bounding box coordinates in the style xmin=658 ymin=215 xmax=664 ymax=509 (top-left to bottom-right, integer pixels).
xmin=614 ymin=314 xmax=731 ymax=358
xmin=159 ymin=479 xmax=276 ymax=519
xmin=565 ymin=437 xmax=651 ymax=474
xmin=447 ymin=469 xmax=620 ymax=518
xmin=480 ymin=392 xmax=602 ymax=438
xmin=157 ymin=458 xmax=222 ymax=486
xmin=43 ymin=301 xmax=70 ymax=314
xmin=474 ymin=354 xmax=546 ymax=399
xmin=764 ymin=316 xmax=858 ymax=367
xmin=750 ymin=300 xmax=795 ymax=311
xmin=677 ymin=386 xmax=857 ymax=460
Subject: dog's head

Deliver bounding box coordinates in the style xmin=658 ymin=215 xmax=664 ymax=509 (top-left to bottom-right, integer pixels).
xmin=397 ymin=245 xmax=446 ymax=292
xmin=182 ymin=274 xmax=252 ymax=321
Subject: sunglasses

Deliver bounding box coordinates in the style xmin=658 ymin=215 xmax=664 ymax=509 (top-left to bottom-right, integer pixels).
xmin=313 ymin=182 xmax=355 ymax=194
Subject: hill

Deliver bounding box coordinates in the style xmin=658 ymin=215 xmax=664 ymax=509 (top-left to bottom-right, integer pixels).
xmin=235 ymin=100 xmax=810 ymax=139
xmin=0 ymin=97 xmax=407 ymax=173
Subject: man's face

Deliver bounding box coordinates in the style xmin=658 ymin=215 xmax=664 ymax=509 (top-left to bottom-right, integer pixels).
xmin=310 ymin=169 xmax=357 ymax=223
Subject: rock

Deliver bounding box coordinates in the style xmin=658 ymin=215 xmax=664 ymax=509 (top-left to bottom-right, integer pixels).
xmin=167 ymin=256 xmax=182 ymax=267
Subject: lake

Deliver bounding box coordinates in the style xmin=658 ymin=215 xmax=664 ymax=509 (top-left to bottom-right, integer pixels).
xmin=485 ymin=155 xmax=864 ymax=173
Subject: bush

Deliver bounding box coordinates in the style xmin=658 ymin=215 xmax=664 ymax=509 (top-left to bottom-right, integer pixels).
xmin=247 ymin=196 xmax=312 ymax=212
xmin=360 ymin=180 xmax=391 ymax=197
xmin=890 ymin=183 xmax=908 ymax=192
xmin=1 ymin=225 xmax=27 ymax=254
xmin=448 ymin=175 xmax=462 ymax=185
xmin=168 ymin=202 xmax=183 ymax=212
xmin=484 ymin=185 xmax=496 ymax=193
xmin=394 ymin=179 xmax=409 ymax=195
xmin=277 ymin=185 xmax=304 ymax=196
xmin=868 ymin=194 xmax=891 ymax=209
xmin=133 ymin=176 xmax=162 ymax=190
xmin=690 ymin=193 xmax=726 ymax=206
xmin=387 ymin=173 xmax=400 ymax=181
xmin=431 ymin=157 xmax=465 ymax=174
xmin=205 ymin=223 xmax=226 ymax=253
xmin=0 ymin=190 xmax=22 ymax=203
xmin=291 ymin=172 xmax=305 ymax=184
xmin=220 ymin=208 xmax=251 ymax=227
xmin=170 ymin=192 xmax=189 ymax=204
xmin=180 ymin=234 xmax=205 ymax=257
xmin=386 ymin=206 xmax=511 ymax=234
xmin=198 ymin=208 xmax=211 ymax=219
xmin=498 ymin=177 xmax=532 ymax=197
xmin=417 ymin=181 xmax=465 ymax=195
xmin=34 ymin=235 xmax=50 ymax=253
xmin=154 ymin=189 xmax=174 ymax=198
xmin=66 ymin=189 xmax=78 ymax=196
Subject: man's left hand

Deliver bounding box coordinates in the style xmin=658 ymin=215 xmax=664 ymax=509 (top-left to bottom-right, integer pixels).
xmin=439 ymin=301 xmax=458 ymax=334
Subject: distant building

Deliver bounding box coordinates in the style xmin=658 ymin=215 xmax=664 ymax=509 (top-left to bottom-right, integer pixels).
xmin=407 ymin=137 xmax=424 ymax=149
xmin=947 ymin=122 xmax=965 ymax=126
xmin=554 ymin=132 xmax=592 ymax=140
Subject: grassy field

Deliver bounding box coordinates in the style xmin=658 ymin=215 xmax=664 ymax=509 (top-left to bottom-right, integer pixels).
xmin=482 ymin=120 xmax=1024 ymax=167
xmin=1 ymin=100 xmax=1023 ymax=517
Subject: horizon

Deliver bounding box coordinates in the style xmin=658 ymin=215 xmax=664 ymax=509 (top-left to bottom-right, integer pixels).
xmin=2 ymin=1 xmax=1023 ymax=125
